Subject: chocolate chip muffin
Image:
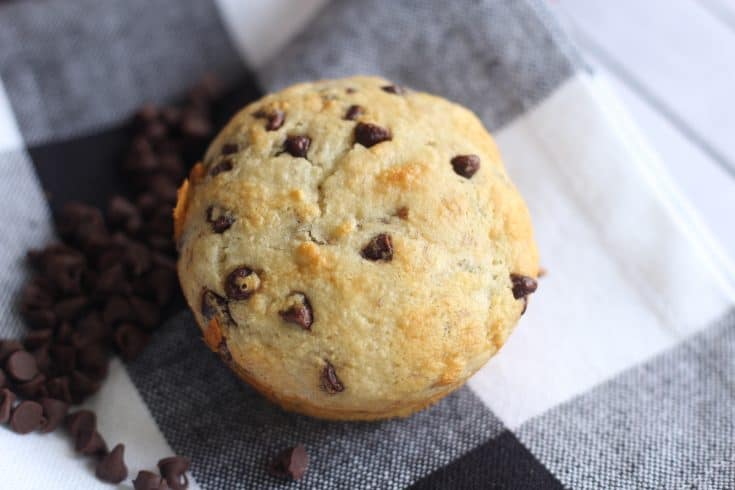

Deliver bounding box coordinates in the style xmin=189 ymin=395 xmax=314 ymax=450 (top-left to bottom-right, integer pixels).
xmin=174 ymin=76 xmax=539 ymax=420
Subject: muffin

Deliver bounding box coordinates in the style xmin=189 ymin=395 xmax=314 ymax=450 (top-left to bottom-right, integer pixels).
xmin=174 ymin=76 xmax=539 ymax=420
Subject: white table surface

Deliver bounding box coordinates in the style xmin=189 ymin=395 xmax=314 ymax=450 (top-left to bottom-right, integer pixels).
xmin=550 ymin=0 xmax=735 ymax=257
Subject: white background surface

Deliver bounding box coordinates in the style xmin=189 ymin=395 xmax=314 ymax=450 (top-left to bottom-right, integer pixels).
xmin=550 ymin=0 xmax=735 ymax=257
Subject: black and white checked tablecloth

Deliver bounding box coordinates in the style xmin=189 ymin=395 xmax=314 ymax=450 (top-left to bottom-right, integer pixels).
xmin=0 ymin=0 xmax=734 ymax=488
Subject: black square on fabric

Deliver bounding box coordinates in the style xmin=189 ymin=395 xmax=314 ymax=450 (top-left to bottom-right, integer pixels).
xmin=410 ymin=430 xmax=564 ymax=490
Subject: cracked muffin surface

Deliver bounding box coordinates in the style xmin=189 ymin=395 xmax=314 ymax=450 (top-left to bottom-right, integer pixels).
xmin=175 ymin=76 xmax=539 ymax=420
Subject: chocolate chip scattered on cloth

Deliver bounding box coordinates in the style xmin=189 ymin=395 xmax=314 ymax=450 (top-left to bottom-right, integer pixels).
xmin=269 ymin=445 xmax=309 ymax=480
xmin=0 ymin=0 xmax=734 ymax=489
xmin=158 ymin=455 xmax=191 ymax=490
xmin=95 ymin=443 xmax=128 ymax=483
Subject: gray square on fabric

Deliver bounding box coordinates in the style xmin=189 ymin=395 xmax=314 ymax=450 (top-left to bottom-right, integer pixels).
xmin=0 ymin=0 xmax=245 ymax=145
xmin=518 ymin=309 xmax=735 ymax=490
xmin=258 ymin=0 xmax=578 ymax=131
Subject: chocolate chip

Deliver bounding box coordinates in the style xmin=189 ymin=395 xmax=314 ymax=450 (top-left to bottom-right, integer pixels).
xmin=209 ymin=158 xmax=234 ymax=177
xmin=53 ymin=296 xmax=89 ymax=321
xmin=70 ymin=370 xmax=100 ymax=402
xmin=114 ymin=323 xmax=150 ymax=361
xmin=201 ymin=289 xmax=230 ymax=322
xmin=45 ymin=253 xmax=86 ymax=294
xmin=97 ymin=247 xmax=125 ymax=272
xmin=134 ymin=471 xmax=171 ymax=490
xmin=74 ymin=322 xmax=106 ymax=353
xmin=50 ymin=344 xmax=76 ymax=374
xmin=450 ymin=154 xmax=480 ymax=179
xmin=32 ymin=346 xmax=51 ymax=374
xmin=124 ymin=241 xmax=153 ymax=276
xmin=56 ymin=321 xmax=74 ymax=344
xmin=225 ymin=266 xmax=261 ymax=300
xmin=0 ymin=388 xmax=16 ymax=423
xmin=35 ymin=244 xmax=84 ymax=266
xmin=96 ymin=263 xmax=130 ymax=296
xmin=135 ymin=104 xmax=159 ymax=125
xmin=161 ymin=107 xmax=181 ymax=126
xmin=189 ymin=74 xmax=223 ymax=103
xmin=320 ymin=361 xmax=344 ymax=394
xmin=23 ymin=309 xmax=57 ymax=330
xmin=381 ymin=85 xmax=406 ymax=95
xmin=158 ymin=455 xmax=191 ymax=490
xmin=510 ymin=273 xmax=538 ymax=300
xmin=15 ymin=373 xmax=47 ymax=399
xmin=145 ymin=121 xmax=168 ymax=141
xmin=180 ymin=111 xmax=212 ymax=139
xmin=221 ymin=143 xmax=239 ymax=155
xmin=75 ymin=428 xmax=108 ymax=457
xmin=96 ymin=443 xmax=128 ymax=483
xmin=396 ymin=206 xmax=409 ymax=220
xmin=269 ymin=445 xmax=309 ymax=480
xmin=206 ymin=206 xmax=235 ymax=233
xmin=39 ymin=398 xmax=69 ymax=433
xmin=6 ymin=350 xmax=39 ymax=382
xmin=125 ymin=139 xmax=158 ymax=174
xmin=344 ymin=105 xmax=364 ymax=121
xmin=26 ymin=246 xmax=58 ymax=268
xmin=77 ymin=225 xmax=112 ymax=258
xmin=254 ymin=109 xmax=285 ymax=131
xmin=137 ymin=193 xmax=158 ymax=216
xmin=354 ymin=122 xmax=392 ymax=148
xmin=10 ymin=400 xmax=44 ymax=434
xmin=71 ymin=311 xmax=112 ymax=349
xmin=218 ymin=341 xmax=232 ymax=363
xmin=22 ymin=311 xmax=57 ymax=335
xmin=66 ymin=409 xmax=96 ymax=438
xmin=57 ymin=202 xmax=104 ymax=242
xmin=20 ymin=280 xmax=55 ymax=310
xmin=279 ymin=293 xmax=313 ymax=330
xmin=76 ymin=344 xmax=110 ymax=381
xmin=130 ymin=296 xmax=160 ymax=329
xmin=24 ymin=329 xmax=53 ymax=350
xmin=346 ymin=87 xmax=357 ymax=94
xmin=284 ymin=135 xmax=311 ymax=158
xmin=103 ymin=296 xmax=135 ymax=327
xmin=159 ymin=153 xmax=185 ymax=182
xmin=47 ymin=376 xmax=73 ymax=404
xmin=0 ymin=340 xmax=23 ymax=363
xmin=361 ymin=233 xmax=393 ymax=261
xmin=107 ymin=196 xmax=139 ymax=226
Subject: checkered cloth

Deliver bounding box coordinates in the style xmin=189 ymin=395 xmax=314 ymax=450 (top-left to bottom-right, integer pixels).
xmin=1 ymin=0 xmax=734 ymax=488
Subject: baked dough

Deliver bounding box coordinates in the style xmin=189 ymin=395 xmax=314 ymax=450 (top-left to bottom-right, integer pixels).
xmin=175 ymin=76 xmax=539 ymax=420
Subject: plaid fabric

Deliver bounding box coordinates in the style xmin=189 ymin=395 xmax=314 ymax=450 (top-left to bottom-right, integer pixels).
xmin=0 ymin=0 xmax=733 ymax=488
